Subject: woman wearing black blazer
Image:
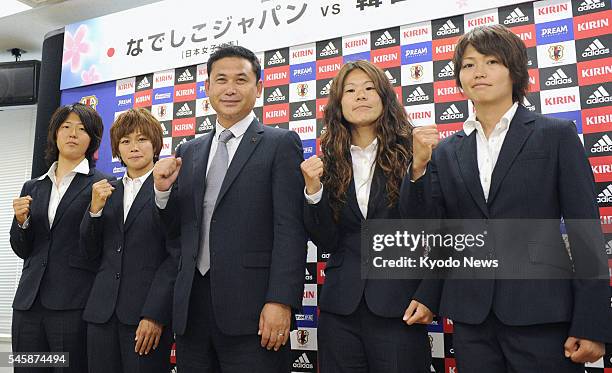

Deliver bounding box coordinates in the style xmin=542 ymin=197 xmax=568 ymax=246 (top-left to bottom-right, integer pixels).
xmin=10 ymin=103 xmax=108 ymax=373
xmin=80 ymin=108 xmax=178 ymax=373
xmin=301 ymin=60 xmax=435 ymax=373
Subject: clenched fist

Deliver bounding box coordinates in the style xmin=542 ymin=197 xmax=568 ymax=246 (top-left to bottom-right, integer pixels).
xmin=412 ymin=124 xmax=439 ymax=179
xmin=90 ymin=179 xmax=115 ymax=214
xmin=301 ymin=155 xmax=323 ymax=195
xmin=153 ymin=157 xmax=182 ymax=192
xmin=13 ymin=196 xmax=32 ymax=225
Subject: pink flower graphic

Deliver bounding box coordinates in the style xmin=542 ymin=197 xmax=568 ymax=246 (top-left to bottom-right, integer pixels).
xmin=81 ymin=65 xmax=100 ymax=85
xmin=63 ymin=24 xmax=91 ymax=72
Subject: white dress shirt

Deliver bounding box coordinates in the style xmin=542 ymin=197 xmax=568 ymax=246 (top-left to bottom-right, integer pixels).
xmin=463 ymin=102 xmax=518 ymax=201
xmin=22 ymin=158 xmax=90 ymax=229
xmin=306 ymin=138 xmax=378 ymax=218
xmin=155 ymin=112 xmax=255 ymax=209
xmin=122 ymin=168 xmax=153 ymax=221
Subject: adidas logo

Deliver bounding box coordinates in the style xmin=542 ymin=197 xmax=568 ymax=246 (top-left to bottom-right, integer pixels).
xmin=293 ymin=103 xmax=313 ymax=118
xmin=175 ymin=137 xmax=188 ymax=152
xmin=545 ymin=68 xmax=572 ymax=87
xmin=406 ymin=86 xmax=430 ymax=103
xmin=598 ymin=184 xmax=612 ymax=203
xmin=440 ymin=104 xmax=464 ymax=121
xmin=438 ymin=61 xmax=454 ymax=78
xmin=591 ymin=134 xmax=612 ymax=154
xmin=375 ymin=30 xmax=396 ymax=47
xmin=177 ymin=69 xmax=194 ymax=83
xmin=305 ymin=268 xmax=313 ymax=281
xmin=160 ymin=123 xmax=169 ymax=136
xmin=137 ymin=76 xmax=151 ymax=90
xmin=385 ymin=70 xmax=397 ymax=85
xmin=267 ymin=88 xmax=286 ymax=102
xmin=504 ymin=7 xmax=529 ymax=25
xmin=320 ymin=80 xmax=332 ymax=96
xmin=292 ymin=353 xmax=314 ymax=369
xmin=436 ymin=19 xmax=460 ymax=36
xmin=578 ymin=0 xmax=605 ymax=12
xmin=582 ymin=38 xmax=609 ymax=58
xmin=320 ymin=41 xmax=339 ymax=57
xmin=176 ymin=103 xmax=193 ymax=117
xmin=606 ymin=239 xmax=612 ymax=255
xmin=268 ymin=51 xmax=286 ymax=65
xmin=522 ymin=97 xmax=536 ymax=112
xmin=586 ymin=86 xmax=611 ymax=105
xmin=198 ymin=117 xmax=213 ymax=132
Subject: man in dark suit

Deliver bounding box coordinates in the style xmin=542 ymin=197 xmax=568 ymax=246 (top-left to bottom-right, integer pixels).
xmin=402 ymin=25 xmax=611 ymax=372
xmin=152 ymin=45 xmax=307 ymax=373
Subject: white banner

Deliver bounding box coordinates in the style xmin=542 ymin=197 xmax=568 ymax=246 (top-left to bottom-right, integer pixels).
xmin=61 ymin=0 xmax=525 ymax=89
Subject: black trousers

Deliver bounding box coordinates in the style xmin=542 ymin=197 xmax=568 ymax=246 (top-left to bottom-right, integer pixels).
xmin=86 ymin=314 xmax=173 ymax=373
xmin=318 ymin=297 xmax=431 ymax=373
xmin=12 ymin=297 xmax=87 ymax=373
xmin=453 ymin=312 xmax=583 ymax=373
xmin=175 ymin=272 xmax=290 ymax=373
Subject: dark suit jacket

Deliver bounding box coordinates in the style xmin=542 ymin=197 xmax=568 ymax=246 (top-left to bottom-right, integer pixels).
xmin=10 ymin=168 xmax=108 ymax=311
xmin=80 ymin=175 xmax=179 ymax=326
xmin=160 ymin=118 xmax=307 ymax=336
xmin=304 ymin=166 xmax=439 ymax=317
xmin=400 ymin=105 xmax=612 ymax=343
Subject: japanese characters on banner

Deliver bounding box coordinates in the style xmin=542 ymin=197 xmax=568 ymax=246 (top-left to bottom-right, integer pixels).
xmin=60 ymin=0 xmax=612 ymax=372
xmin=60 ymin=0 xmax=524 ymax=90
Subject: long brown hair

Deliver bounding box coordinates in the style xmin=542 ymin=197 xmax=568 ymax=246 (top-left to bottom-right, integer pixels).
xmin=321 ymin=60 xmax=413 ymax=220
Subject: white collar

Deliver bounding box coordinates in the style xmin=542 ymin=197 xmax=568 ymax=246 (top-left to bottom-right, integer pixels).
xmin=350 ymin=137 xmax=378 ymax=152
xmin=463 ymin=102 xmax=519 ymax=136
xmin=214 ymin=112 xmax=255 ymax=141
xmin=122 ymin=167 xmax=153 ymax=185
xmin=38 ymin=158 xmax=90 ymax=181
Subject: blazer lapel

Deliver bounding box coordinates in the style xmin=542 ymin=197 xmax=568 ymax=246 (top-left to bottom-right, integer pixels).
xmin=347 ymin=176 xmax=365 ymax=221
xmin=110 ymin=179 xmax=125 ymax=232
xmin=455 ymin=131 xmax=489 ymax=217
xmin=366 ymin=166 xmax=385 ymax=219
xmin=487 ymin=106 xmax=535 ymax=206
xmin=124 ymin=175 xmax=153 ymax=231
xmin=214 ymin=118 xmax=263 ymax=210
xmin=33 ymin=178 xmax=52 ymax=232
xmin=51 ymin=170 xmax=92 ymax=230
xmin=193 ymin=133 xmax=214 ymax=223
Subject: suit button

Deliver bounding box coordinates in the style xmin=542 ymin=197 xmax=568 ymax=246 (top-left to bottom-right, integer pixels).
xmin=117 ymin=245 xmax=122 ymax=253
xmin=212 ymin=219 xmax=216 ymax=224
xmin=42 ymin=261 xmax=47 ymax=267
xmin=192 ymin=254 xmax=197 ymax=260
xmin=115 ymin=273 xmax=120 ymax=279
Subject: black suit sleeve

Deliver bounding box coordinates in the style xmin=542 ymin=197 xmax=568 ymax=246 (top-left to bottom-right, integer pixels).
xmin=79 ymin=206 xmax=104 ymax=260
xmin=556 ymin=121 xmax=612 ymax=343
xmin=303 ymin=191 xmax=340 ymax=253
xmin=157 ymin=146 xmax=183 ymax=241
xmin=265 ymin=131 xmax=308 ymax=310
xmin=10 ymin=181 xmax=35 ymax=259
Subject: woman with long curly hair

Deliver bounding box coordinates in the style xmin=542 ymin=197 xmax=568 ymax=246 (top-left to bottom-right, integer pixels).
xmin=301 ymin=60 xmax=436 ymax=372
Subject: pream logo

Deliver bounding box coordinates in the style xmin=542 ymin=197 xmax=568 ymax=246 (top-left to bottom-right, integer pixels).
xmin=440 ymin=104 xmax=464 ymax=121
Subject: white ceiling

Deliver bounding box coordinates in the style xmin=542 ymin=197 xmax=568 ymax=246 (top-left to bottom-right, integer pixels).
xmin=0 ymin=0 xmax=164 ymax=63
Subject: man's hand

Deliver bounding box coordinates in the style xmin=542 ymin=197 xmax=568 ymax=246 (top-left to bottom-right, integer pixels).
xmin=153 ymin=157 xmax=182 ymax=192
xmin=13 ymin=196 xmax=32 ymax=225
xmin=258 ymin=302 xmax=291 ymax=351
xmin=134 ymin=318 xmax=163 ymax=355
xmin=564 ymin=336 xmax=605 ymax=363
xmin=403 ymin=300 xmax=434 ymax=325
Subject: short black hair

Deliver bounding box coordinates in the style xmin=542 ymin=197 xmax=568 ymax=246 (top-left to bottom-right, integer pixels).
xmin=207 ymin=45 xmax=261 ymax=81
xmin=45 ymin=103 xmax=104 ymax=167
xmin=453 ymin=24 xmax=529 ymax=103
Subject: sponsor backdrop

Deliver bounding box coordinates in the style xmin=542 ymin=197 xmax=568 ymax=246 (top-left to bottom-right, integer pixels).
xmin=60 ymin=0 xmax=612 ymax=371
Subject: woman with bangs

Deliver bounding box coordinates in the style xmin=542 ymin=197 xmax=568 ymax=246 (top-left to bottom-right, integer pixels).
xmin=80 ymin=108 xmax=178 ymax=373
xmin=301 ymin=60 xmax=435 ymax=372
